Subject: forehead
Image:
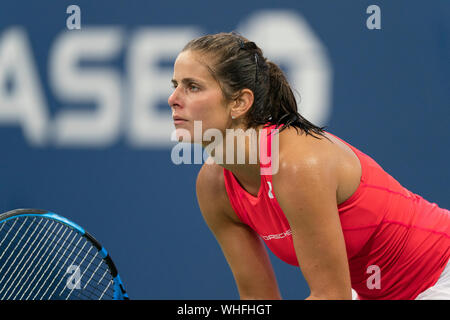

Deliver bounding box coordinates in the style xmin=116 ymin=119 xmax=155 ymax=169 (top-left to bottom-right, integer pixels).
xmin=173 ymin=50 xmax=215 ymax=83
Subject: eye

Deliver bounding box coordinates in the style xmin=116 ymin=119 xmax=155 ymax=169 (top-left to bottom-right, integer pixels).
xmin=189 ymin=84 xmax=200 ymax=92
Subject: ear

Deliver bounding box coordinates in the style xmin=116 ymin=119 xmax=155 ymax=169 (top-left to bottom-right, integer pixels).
xmin=230 ymin=88 xmax=254 ymax=119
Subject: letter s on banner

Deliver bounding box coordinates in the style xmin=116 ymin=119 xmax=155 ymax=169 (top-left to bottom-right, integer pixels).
xmin=49 ymin=27 xmax=123 ymax=147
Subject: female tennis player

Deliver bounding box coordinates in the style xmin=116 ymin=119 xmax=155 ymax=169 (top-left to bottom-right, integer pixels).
xmin=168 ymin=32 xmax=450 ymax=300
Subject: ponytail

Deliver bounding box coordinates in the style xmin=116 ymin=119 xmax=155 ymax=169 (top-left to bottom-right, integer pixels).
xmin=261 ymin=61 xmax=328 ymax=139
xmin=183 ymin=32 xmax=328 ymax=140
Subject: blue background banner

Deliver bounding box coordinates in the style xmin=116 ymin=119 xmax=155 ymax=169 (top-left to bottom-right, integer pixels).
xmin=0 ymin=0 xmax=449 ymax=299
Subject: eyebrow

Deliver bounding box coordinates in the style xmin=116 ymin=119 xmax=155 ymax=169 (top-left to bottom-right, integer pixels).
xmin=171 ymin=78 xmax=202 ymax=86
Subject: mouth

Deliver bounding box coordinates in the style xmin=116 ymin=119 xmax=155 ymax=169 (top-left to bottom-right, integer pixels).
xmin=173 ymin=116 xmax=188 ymax=125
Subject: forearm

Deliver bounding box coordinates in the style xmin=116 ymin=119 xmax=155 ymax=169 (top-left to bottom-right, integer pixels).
xmin=305 ymin=292 xmax=352 ymax=300
xmin=240 ymin=293 xmax=282 ymax=300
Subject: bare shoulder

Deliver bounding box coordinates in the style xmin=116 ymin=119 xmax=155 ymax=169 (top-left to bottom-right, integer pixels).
xmin=196 ymin=159 xmax=241 ymax=224
xmin=271 ymin=127 xmax=340 ymax=200
xmin=276 ymin=127 xmax=336 ymax=154
xmin=196 ymin=160 xmax=227 ymax=200
xmin=273 ymin=126 xmax=361 ymax=205
xmin=275 ymin=127 xmax=339 ymax=174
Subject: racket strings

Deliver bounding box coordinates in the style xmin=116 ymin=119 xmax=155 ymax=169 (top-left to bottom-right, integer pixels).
xmin=0 ymin=218 xmax=114 ymax=300
xmin=0 ymin=218 xmax=110 ymax=300
xmin=1 ymin=220 xmax=114 ymax=300
xmin=0 ymin=217 xmax=115 ymax=300
xmin=0 ymin=218 xmax=113 ymax=296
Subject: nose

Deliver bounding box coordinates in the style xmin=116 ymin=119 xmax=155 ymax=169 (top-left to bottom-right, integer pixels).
xmin=168 ymin=87 xmax=181 ymax=109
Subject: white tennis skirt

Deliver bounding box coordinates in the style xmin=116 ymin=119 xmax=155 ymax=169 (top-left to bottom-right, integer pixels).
xmin=351 ymin=259 xmax=450 ymax=300
xmin=415 ymin=259 xmax=450 ymax=300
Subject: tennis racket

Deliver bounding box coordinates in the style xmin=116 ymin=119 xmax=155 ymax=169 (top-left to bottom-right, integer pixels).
xmin=0 ymin=208 xmax=129 ymax=300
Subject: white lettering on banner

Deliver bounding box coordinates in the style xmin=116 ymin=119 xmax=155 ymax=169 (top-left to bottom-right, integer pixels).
xmin=0 ymin=11 xmax=332 ymax=148
xmin=261 ymin=229 xmax=292 ymax=241
xmin=0 ymin=28 xmax=49 ymax=146
xmin=49 ymin=28 xmax=123 ymax=147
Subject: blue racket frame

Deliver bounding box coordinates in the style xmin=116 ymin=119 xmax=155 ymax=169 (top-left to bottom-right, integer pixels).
xmin=0 ymin=208 xmax=129 ymax=300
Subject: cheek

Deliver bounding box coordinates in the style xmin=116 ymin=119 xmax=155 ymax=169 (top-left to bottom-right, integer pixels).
xmin=190 ymin=94 xmax=229 ymax=124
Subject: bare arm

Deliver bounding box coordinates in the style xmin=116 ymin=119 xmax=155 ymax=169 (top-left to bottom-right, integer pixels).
xmin=196 ymin=162 xmax=281 ymax=299
xmin=273 ymin=150 xmax=352 ymax=300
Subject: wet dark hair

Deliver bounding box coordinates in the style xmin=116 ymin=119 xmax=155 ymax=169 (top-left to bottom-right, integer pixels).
xmin=182 ymin=32 xmax=328 ymax=139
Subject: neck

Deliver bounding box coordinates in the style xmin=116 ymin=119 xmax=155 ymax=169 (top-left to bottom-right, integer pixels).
xmin=204 ymin=124 xmax=267 ymax=194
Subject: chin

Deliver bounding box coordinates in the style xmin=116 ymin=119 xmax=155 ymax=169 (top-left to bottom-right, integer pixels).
xmin=172 ymin=127 xmax=203 ymax=145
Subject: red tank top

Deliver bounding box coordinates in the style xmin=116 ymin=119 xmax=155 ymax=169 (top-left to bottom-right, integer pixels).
xmin=223 ymin=125 xmax=450 ymax=300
